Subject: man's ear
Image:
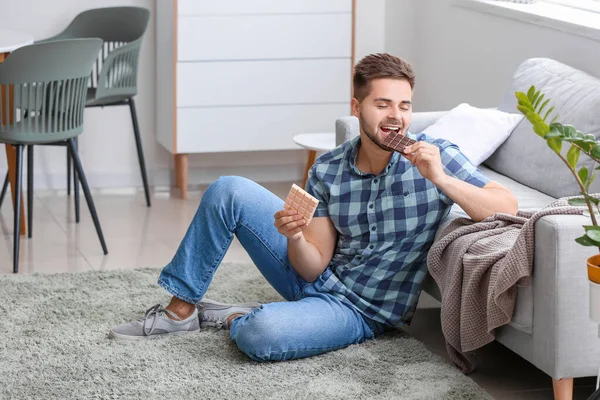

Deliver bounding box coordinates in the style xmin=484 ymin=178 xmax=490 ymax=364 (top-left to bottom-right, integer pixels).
xmin=351 ymin=98 xmax=360 ymax=118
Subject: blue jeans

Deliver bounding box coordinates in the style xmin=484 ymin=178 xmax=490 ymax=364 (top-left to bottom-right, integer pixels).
xmin=158 ymin=176 xmax=385 ymax=361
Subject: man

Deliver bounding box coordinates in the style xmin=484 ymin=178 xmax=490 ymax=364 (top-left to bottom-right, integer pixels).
xmin=110 ymin=53 xmax=518 ymax=362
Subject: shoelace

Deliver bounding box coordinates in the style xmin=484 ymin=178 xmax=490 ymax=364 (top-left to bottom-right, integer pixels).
xmin=139 ymin=304 xmax=181 ymax=336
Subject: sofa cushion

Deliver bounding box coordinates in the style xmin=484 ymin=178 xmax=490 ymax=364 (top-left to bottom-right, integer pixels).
xmin=423 ymin=165 xmax=556 ymax=334
xmin=422 ymin=103 xmax=523 ymax=166
xmin=484 ymin=58 xmax=600 ymax=199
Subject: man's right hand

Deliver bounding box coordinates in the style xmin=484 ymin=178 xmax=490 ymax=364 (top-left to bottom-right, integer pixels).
xmin=273 ymin=209 xmax=307 ymax=241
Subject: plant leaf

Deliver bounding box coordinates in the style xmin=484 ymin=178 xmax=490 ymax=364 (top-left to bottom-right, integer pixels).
xmin=543 ymin=106 xmax=555 ymax=123
xmin=586 ymin=227 xmax=600 ymax=243
xmin=567 ymin=145 xmax=580 ymax=169
xmin=527 ymin=86 xmax=535 ymax=100
xmin=517 ymin=105 xmax=533 ymax=116
xmin=538 ymin=98 xmax=550 ymax=115
xmin=578 ymin=166 xmax=589 ymax=185
xmin=531 ymin=91 xmax=540 ymax=107
xmin=569 ymin=198 xmax=588 ymax=206
xmin=534 ymin=93 xmax=545 ymax=110
xmin=575 ymin=234 xmax=600 ymax=247
xmin=592 ymin=144 xmax=600 ymax=160
xmin=551 ymin=115 xmax=559 ymax=124
xmin=563 ymin=125 xmax=577 ymax=138
xmin=515 ymin=92 xmax=530 ymax=105
xmin=583 ymin=193 xmax=600 ymax=206
xmin=547 ymin=137 xmax=562 ymax=153
xmin=587 ymin=171 xmax=598 ymax=191
xmin=574 ymin=140 xmax=593 ymax=153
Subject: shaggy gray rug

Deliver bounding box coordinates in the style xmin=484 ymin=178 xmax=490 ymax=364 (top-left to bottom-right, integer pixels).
xmin=0 ymin=263 xmax=491 ymax=399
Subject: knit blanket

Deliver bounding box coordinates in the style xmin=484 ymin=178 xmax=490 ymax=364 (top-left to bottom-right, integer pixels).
xmin=426 ymin=197 xmax=586 ymax=373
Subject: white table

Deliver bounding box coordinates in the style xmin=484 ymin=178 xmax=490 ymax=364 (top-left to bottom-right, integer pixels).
xmin=293 ymin=133 xmax=336 ymax=189
xmin=1 ymin=29 xmax=34 ymax=236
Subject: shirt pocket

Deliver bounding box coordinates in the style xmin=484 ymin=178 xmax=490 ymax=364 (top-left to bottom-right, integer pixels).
xmin=380 ymin=185 xmax=429 ymax=236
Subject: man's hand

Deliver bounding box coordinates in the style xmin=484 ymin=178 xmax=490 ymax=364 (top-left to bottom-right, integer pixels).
xmin=274 ymin=209 xmax=307 ymax=241
xmin=402 ymin=142 xmax=446 ymax=184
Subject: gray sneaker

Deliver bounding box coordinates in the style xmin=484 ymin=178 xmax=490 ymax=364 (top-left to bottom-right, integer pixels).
xmin=198 ymin=299 xmax=261 ymax=330
xmin=109 ymin=304 xmax=200 ymax=341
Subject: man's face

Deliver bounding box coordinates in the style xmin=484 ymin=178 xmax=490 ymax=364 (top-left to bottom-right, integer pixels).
xmin=351 ymin=78 xmax=413 ymax=151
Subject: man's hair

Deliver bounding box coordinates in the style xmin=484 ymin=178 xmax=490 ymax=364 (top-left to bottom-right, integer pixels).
xmin=353 ymin=53 xmax=415 ymax=102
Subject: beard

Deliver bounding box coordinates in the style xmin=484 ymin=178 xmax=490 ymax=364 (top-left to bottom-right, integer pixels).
xmin=359 ymin=117 xmax=404 ymax=152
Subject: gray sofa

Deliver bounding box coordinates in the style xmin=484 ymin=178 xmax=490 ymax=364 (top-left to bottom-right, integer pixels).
xmin=335 ymin=58 xmax=600 ymax=384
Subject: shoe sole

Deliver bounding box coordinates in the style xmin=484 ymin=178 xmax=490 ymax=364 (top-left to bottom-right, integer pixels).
xmin=198 ymin=298 xmax=261 ymax=310
xmin=108 ymin=328 xmax=200 ymax=341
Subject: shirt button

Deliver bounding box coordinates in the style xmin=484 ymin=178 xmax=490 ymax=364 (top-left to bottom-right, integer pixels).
xmin=369 ymin=245 xmax=374 ymax=250
xmin=369 ymin=203 xmax=374 ymax=209
xmin=356 ymin=255 xmax=362 ymax=260
xmin=373 ymin=179 xmax=379 ymax=184
xmin=371 ymin=226 xmax=376 ymax=231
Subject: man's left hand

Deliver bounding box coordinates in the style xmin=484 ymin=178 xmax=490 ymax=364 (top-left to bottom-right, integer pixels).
xmin=403 ymin=142 xmax=446 ymax=185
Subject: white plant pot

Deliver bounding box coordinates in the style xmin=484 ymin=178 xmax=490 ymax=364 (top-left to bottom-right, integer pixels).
xmin=590 ymin=280 xmax=600 ymax=323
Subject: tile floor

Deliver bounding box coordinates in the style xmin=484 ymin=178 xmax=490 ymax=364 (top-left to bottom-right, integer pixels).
xmin=0 ymin=181 xmax=598 ymax=399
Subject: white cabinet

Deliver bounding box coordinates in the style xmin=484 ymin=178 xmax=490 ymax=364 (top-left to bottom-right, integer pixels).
xmin=156 ymin=0 xmax=355 ymax=198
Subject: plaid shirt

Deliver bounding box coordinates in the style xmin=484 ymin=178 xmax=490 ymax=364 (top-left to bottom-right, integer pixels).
xmin=306 ymin=133 xmax=491 ymax=327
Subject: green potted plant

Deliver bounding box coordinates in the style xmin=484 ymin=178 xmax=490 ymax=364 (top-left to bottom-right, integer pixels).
xmin=516 ymin=86 xmax=600 ymax=323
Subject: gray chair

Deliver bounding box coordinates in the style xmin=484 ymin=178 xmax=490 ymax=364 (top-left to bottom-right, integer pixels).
xmin=0 ymin=39 xmax=108 ymax=273
xmin=1 ymin=7 xmax=152 ymax=218
xmin=3 ymin=7 xmax=151 ymax=221
xmin=58 ymin=6 xmax=151 ymax=215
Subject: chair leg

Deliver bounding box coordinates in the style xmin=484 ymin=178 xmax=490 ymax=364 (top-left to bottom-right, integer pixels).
xmin=552 ymin=377 xmax=573 ymax=400
xmin=128 ymin=98 xmax=151 ymax=207
xmin=27 ymin=145 xmax=33 ymax=239
xmin=67 ymin=147 xmax=71 ymax=196
xmin=0 ymin=171 xmax=8 ymax=208
xmin=13 ymin=145 xmax=24 ymax=273
xmin=67 ymin=139 xmax=107 ymax=255
xmin=73 ymin=137 xmax=80 ymax=223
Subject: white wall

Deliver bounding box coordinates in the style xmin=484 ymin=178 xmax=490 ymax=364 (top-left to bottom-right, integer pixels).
xmin=0 ymin=0 xmax=386 ymax=190
xmin=385 ymin=0 xmax=600 ymax=112
xmin=355 ymin=0 xmax=387 ymax=61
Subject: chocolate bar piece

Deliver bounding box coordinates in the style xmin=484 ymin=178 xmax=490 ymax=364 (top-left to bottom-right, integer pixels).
xmin=284 ymin=184 xmax=319 ymax=225
xmin=382 ymin=131 xmax=417 ymax=154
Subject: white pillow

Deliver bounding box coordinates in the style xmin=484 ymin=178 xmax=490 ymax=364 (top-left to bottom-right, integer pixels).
xmin=421 ymin=103 xmax=523 ymax=166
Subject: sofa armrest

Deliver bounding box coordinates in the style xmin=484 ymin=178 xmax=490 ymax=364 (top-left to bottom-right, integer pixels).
xmin=409 ymin=110 xmax=450 ymax=134
xmin=497 ymin=214 xmax=600 ymax=378
xmin=335 ymin=111 xmax=451 ymax=147
xmin=335 ymin=116 xmax=359 ymax=147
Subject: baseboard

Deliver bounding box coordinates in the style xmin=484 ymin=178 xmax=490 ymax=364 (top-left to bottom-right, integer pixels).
xmin=21 ymin=164 xmax=304 ymax=191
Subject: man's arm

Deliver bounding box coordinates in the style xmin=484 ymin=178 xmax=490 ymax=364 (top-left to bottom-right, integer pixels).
xmin=274 ymin=211 xmax=337 ymax=282
xmin=402 ymin=141 xmax=518 ymax=221
xmin=288 ymin=217 xmax=337 ymax=282
xmin=433 ymin=177 xmax=518 ymax=221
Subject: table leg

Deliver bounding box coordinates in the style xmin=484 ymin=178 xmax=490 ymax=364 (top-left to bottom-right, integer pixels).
xmin=0 ymin=66 xmax=26 ymax=236
xmin=302 ymin=150 xmax=317 ymax=190
xmin=174 ymin=153 xmax=188 ymax=200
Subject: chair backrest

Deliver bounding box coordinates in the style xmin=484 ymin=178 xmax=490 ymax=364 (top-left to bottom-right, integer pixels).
xmin=0 ymin=38 xmax=103 ymax=144
xmin=54 ymin=7 xmax=150 ymax=43
xmin=51 ymin=7 xmax=150 ymax=101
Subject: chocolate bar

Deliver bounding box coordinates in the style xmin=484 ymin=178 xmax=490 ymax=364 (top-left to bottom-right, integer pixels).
xmin=284 ymin=184 xmax=319 ymax=225
xmin=382 ymin=131 xmax=417 ymax=154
